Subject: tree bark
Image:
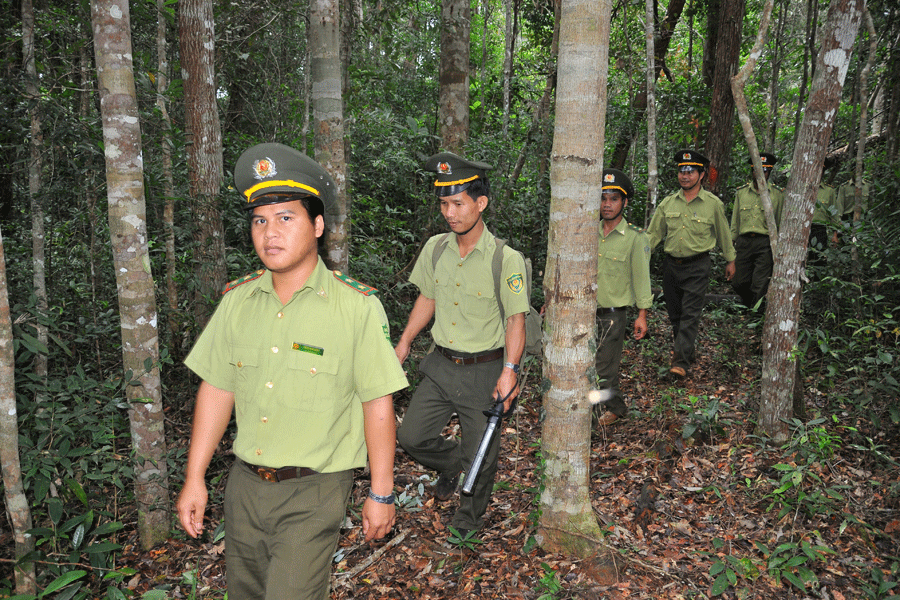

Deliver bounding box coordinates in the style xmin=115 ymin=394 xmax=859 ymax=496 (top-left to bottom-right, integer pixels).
xmin=179 ymin=0 xmax=226 ymax=325
xmin=539 ymin=0 xmax=610 ymax=561
xmin=758 ymin=0 xmax=862 ymax=443
xmin=92 ymin=0 xmax=171 ymax=549
xmin=310 ymin=0 xmax=350 ymax=271
xmin=22 ymin=0 xmax=47 ymax=393
xmin=704 ymin=0 xmax=745 ymax=196
xmin=0 ymin=228 xmax=36 ymax=600
xmin=439 ymin=0 xmax=471 ymax=153
xmin=645 ymin=0 xmax=659 ymax=222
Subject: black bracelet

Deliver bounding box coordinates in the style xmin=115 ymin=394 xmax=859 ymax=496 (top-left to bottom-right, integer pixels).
xmin=368 ymin=490 xmax=395 ymax=505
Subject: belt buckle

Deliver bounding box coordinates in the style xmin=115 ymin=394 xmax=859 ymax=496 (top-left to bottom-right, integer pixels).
xmin=257 ymin=467 xmax=278 ymax=482
xmin=453 ymin=356 xmax=465 ymax=365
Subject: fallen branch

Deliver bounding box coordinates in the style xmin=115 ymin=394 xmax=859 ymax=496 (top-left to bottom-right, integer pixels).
xmin=335 ymin=529 xmax=409 ymax=579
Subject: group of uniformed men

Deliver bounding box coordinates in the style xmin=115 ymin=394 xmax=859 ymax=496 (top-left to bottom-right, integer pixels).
xmin=174 ymin=141 xmax=863 ymax=599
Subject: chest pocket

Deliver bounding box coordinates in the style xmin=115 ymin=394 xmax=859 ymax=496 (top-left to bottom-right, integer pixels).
xmin=285 ymin=352 xmax=343 ymax=413
xmin=231 ymin=345 xmax=261 ymax=399
xmin=462 ymin=287 xmax=497 ymax=320
xmin=598 ymin=248 xmax=629 ymax=278
xmin=687 ymin=215 xmax=713 ymax=236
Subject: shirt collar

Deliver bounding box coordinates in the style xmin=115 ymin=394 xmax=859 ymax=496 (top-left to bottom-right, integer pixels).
xmin=447 ymin=225 xmax=493 ymax=256
xmin=250 ymin=257 xmax=331 ymax=302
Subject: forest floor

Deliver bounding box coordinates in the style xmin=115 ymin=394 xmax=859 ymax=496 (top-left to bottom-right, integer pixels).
xmin=113 ymin=303 xmax=900 ymax=599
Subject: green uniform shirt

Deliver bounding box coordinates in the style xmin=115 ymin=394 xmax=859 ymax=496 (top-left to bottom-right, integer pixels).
xmin=596 ymin=219 xmax=653 ymax=310
xmin=410 ymin=227 xmax=530 ymax=353
xmin=731 ymin=182 xmax=784 ymax=237
xmin=185 ymin=258 xmax=408 ymax=471
xmin=837 ymin=180 xmax=870 ymax=216
xmin=648 ymin=189 xmax=737 ymax=261
xmin=811 ymin=183 xmax=838 ymax=224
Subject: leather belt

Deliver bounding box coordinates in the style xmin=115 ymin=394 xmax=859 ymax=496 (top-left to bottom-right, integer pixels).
xmin=667 ymin=252 xmax=709 ymax=264
xmin=244 ymin=461 xmax=318 ymax=483
xmin=435 ymin=345 xmax=504 ymax=365
xmin=597 ymin=306 xmax=629 ymax=315
xmin=740 ymin=232 xmax=767 ymax=238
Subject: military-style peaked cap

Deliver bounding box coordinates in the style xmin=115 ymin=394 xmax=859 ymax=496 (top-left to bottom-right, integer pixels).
xmin=424 ymin=152 xmax=492 ymax=197
xmin=751 ymin=152 xmax=778 ymax=170
xmin=601 ymin=168 xmax=634 ymax=199
xmin=234 ymin=143 xmax=337 ymax=216
xmin=675 ymin=149 xmax=709 ymax=171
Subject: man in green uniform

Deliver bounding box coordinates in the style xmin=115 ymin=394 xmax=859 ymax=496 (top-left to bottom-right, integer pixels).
xmin=730 ymin=152 xmax=784 ymax=309
xmin=176 ymin=143 xmax=408 ymax=600
xmin=809 ymin=177 xmax=838 ymax=265
xmin=837 ymin=177 xmax=870 ymax=220
xmin=648 ymin=150 xmax=735 ymax=378
xmin=395 ymin=152 xmax=528 ymax=539
xmin=594 ymin=169 xmax=652 ymax=426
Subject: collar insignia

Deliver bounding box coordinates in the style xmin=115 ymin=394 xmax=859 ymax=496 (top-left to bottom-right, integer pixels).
xmin=252 ymin=157 xmax=276 ymax=180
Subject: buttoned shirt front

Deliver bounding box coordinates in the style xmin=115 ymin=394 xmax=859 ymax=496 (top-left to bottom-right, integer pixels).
xmin=811 ymin=183 xmax=839 ymax=224
xmin=648 ymin=188 xmax=736 ymax=261
xmin=184 ymin=258 xmax=408 ymax=471
xmin=596 ymin=219 xmax=652 ymax=310
xmin=731 ymin=181 xmax=785 ymax=237
xmin=409 ymin=227 xmax=529 ymax=353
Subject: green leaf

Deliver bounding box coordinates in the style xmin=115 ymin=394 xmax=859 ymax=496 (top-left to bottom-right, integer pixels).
xmin=141 ymin=591 xmax=168 ymax=600
xmin=711 ymin=572 xmax=731 ymax=595
xmin=65 ymin=478 xmax=89 ymax=507
xmin=93 ymin=521 xmax=125 ymax=536
xmin=710 ymin=561 xmax=725 ymax=576
xmin=84 ymin=542 xmax=123 ymax=553
xmin=38 ymin=570 xmax=87 ymax=598
xmin=48 ymin=498 xmax=63 ymax=525
xmin=72 ymin=524 xmax=85 ymax=550
xmin=19 ymin=331 xmax=49 ymax=355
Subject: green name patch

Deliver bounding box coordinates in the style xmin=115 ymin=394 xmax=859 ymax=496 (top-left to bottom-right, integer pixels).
xmin=292 ymin=343 xmax=324 ymax=356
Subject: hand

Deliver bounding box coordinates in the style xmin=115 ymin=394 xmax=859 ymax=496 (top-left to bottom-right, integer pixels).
xmin=493 ymin=369 xmax=520 ymax=413
xmin=362 ymin=497 xmax=396 ymax=541
xmin=725 ymin=261 xmax=736 ymax=281
xmin=176 ymin=478 xmax=208 ymax=539
xmin=633 ymin=316 xmax=648 ymax=340
xmin=394 ymin=340 xmax=410 ymax=365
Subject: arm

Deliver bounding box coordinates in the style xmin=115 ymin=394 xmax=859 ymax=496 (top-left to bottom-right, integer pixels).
xmin=394 ymin=294 xmax=436 ymax=364
xmin=176 ymin=381 xmax=235 ymax=538
xmin=633 ymin=308 xmax=648 ymax=340
xmin=361 ymin=395 xmax=396 ymax=541
xmin=495 ymin=311 xmax=526 ymax=412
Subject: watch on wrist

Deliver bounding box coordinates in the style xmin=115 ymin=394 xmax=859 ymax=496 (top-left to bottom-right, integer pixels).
xmin=368 ymin=490 xmax=395 ymax=505
xmin=504 ymin=361 xmax=520 ymax=374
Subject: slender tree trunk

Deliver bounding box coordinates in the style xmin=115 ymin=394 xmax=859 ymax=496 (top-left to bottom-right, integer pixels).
xmin=0 ymin=228 xmax=36 ymax=600
xmin=758 ymin=0 xmax=862 ymax=443
xmin=179 ymin=0 xmax=226 ymax=324
xmin=645 ymin=0 xmax=659 ymax=222
xmin=439 ymin=0 xmax=470 ymax=153
xmin=92 ymin=0 xmax=172 ymax=549
xmin=702 ymin=0 xmax=721 ymax=86
xmin=539 ymin=0 xmax=610 ymax=562
xmin=502 ymin=0 xmax=515 ymax=137
xmin=704 ymin=0 xmax=745 ymax=195
xmin=766 ymin=0 xmax=787 ymax=149
xmin=157 ymin=0 xmax=179 ymax=350
xmin=310 ymin=0 xmax=350 ymax=271
xmin=793 ymin=0 xmax=818 ymax=148
xmin=22 ymin=0 xmax=47 ymax=392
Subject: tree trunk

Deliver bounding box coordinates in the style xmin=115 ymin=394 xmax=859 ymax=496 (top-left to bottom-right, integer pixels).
xmin=438 ymin=0 xmax=470 ymax=153
xmin=645 ymin=0 xmax=659 ymax=222
xmin=502 ymin=0 xmax=515 ymax=137
xmin=609 ymin=0 xmax=685 ymax=169
xmin=766 ymin=0 xmax=787 ymax=149
xmin=539 ymin=0 xmax=610 ymax=562
xmin=310 ymin=0 xmax=350 ymax=271
xmin=704 ymin=0 xmax=745 ymax=195
xmin=157 ymin=0 xmax=180 ymax=351
xmin=793 ymin=0 xmax=818 ymax=149
xmin=92 ymin=0 xmax=171 ymax=549
xmin=758 ymin=0 xmax=862 ymax=443
xmin=179 ymin=0 xmax=226 ymax=325
xmin=0 ymin=228 xmax=36 ymax=600
xmin=702 ymin=0 xmax=721 ymax=86
xmin=22 ymin=0 xmax=47 ymax=393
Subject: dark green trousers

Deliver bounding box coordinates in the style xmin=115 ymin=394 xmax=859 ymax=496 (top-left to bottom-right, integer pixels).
xmin=224 ymin=461 xmax=353 ymax=600
xmin=397 ymin=350 xmax=503 ymax=531
xmin=662 ymin=254 xmax=711 ymax=370
xmin=732 ymin=234 xmax=773 ymax=308
xmin=594 ymin=309 xmax=628 ymax=417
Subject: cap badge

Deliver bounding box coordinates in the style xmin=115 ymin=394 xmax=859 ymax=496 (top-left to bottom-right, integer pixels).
xmin=682 ymin=152 xmax=691 ymax=160
xmin=252 ymin=157 xmax=277 ymax=180
xmin=438 ymin=161 xmax=452 ymax=175
xmin=604 ymin=173 xmax=615 ymax=182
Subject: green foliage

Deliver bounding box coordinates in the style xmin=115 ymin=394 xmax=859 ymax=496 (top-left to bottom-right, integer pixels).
xmin=681 ymin=395 xmax=727 ymax=442
xmin=534 ymin=562 xmax=563 ymax=600
xmin=446 ymin=526 xmax=485 ymax=551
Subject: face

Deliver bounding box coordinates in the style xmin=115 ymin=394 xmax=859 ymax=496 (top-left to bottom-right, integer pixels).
xmin=440 ymin=189 xmax=487 ymax=235
xmin=600 ymin=190 xmax=627 ymax=221
xmin=678 ymin=167 xmax=704 ymax=191
xmin=250 ymin=199 xmax=324 ymax=276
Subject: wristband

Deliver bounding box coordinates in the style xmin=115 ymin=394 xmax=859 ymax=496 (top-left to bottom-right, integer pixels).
xmin=504 ymin=361 xmax=520 ymax=374
xmin=368 ymin=490 xmax=395 ymax=505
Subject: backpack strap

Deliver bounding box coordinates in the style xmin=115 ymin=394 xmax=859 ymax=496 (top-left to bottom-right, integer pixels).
xmin=431 ymin=232 xmax=453 ymax=271
xmin=492 ymin=237 xmax=507 ymax=323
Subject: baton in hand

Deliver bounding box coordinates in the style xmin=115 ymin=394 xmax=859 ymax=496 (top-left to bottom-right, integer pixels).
xmin=461 ymin=389 xmax=516 ymax=496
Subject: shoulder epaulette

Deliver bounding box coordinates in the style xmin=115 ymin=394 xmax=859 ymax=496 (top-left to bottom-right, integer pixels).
xmin=222 ymin=269 xmax=265 ymax=295
xmin=628 ymin=222 xmax=647 ymax=234
xmin=333 ymin=271 xmax=378 ymax=296
xmin=737 ymin=182 xmax=751 ymax=189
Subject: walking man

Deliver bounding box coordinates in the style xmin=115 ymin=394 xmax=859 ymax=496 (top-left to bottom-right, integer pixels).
xmin=647 ymin=150 xmax=735 ymax=378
